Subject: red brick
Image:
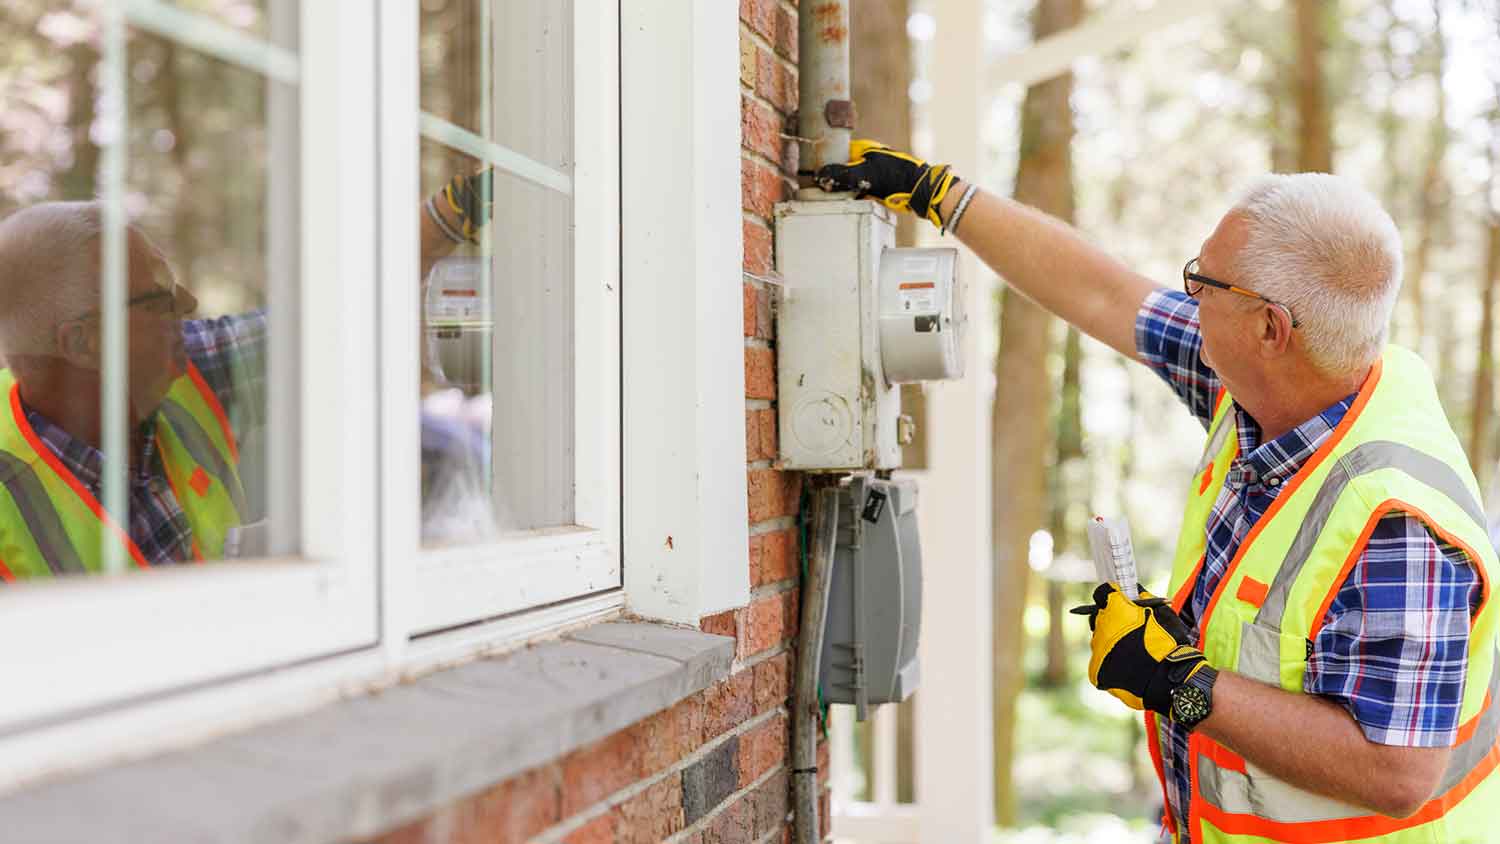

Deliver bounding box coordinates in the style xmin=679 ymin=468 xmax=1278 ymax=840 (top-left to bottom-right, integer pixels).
xmin=702 ymin=795 xmax=755 ymax=844
xmin=747 ymin=468 xmax=800 ymax=522
xmin=755 ymin=284 xmax=774 ymax=338
xmin=742 ymin=156 xmax=783 ymax=219
xmin=743 ymin=283 xmax=757 ymax=338
xmin=701 ymin=608 xmax=740 ymax=640
xmin=774 ymin=4 xmax=798 ymax=63
xmin=740 ymin=0 xmax=776 ymax=41
xmin=639 ymin=696 xmax=702 ymax=777
xmin=745 ymin=345 xmax=775 ymax=401
xmin=743 ymin=219 xmax=773 ymax=275
xmin=738 ymin=714 xmax=788 ymax=787
xmin=561 ymin=728 xmax=643 ymax=816
xmin=743 ymin=591 xmax=787 ymax=656
xmin=755 ymin=48 xmax=797 ymax=116
xmin=373 ymin=818 xmax=430 ymax=844
xmin=784 ymin=588 xmax=800 ymax=639
xmin=751 ymin=528 xmax=795 ymax=587
xmin=746 ymin=411 xmax=762 ymax=462
xmin=753 ymin=652 xmax=792 ymax=714
xmin=564 ymin=813 xmax=615 ymax=844
xmin=741 ymin=95 xmax=782 ymax=162
xmin=739 ymin=32 xmax=757 ymax=89
xmin=615 ymin=773 xmax=684 ymax=844
xmin=445 ymin=763 xmax=561 ymax=844
xmin=704 ymin=670 xmax=754 ymax=741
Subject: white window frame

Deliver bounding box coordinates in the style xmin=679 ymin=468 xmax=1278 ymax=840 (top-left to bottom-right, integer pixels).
xmin=377 ymin=0 xmax=622 ymax=639
xmin=0 ymin=0 xmax=751 ymax=794
xmin=0 ymin=0 xmax=379 ymax=781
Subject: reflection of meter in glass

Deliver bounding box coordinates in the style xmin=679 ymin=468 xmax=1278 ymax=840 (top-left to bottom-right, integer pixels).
xmin=423 ymin=256 xmax=493 ymax=394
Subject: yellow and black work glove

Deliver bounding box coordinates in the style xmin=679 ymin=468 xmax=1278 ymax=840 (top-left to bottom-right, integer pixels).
xmin=441 ymin=168 xmax=494 ymax=244
xmin=1070 ymin=582 xmax=1211 ymax=716
xmin=814 ymin=139 xmax=958 ymax=230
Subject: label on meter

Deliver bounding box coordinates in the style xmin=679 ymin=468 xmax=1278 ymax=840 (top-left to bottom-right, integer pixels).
xmin=898 ymin=281 xmax=939 ymax=313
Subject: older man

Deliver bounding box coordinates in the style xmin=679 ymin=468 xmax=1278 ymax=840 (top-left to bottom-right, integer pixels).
xmin=0 ymin=173 xmax=490 ymax=578
xmin=818 ymin=142 xmax=1500 ymax=843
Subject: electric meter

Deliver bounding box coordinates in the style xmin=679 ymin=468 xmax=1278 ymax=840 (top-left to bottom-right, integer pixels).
xmin=423 ymin=256 xmax=492 ymax=394
xmin=877 ymin=247 xmax=963 ymax=382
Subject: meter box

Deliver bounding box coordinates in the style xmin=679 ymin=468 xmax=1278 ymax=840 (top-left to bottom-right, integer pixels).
xmin=423 ymin=256 xmax=492 ymax=393
xmin=774 ymin=199 xmax=900 ymax=471
xmin=774 ymin=199 xmax=964 ymax=471
xmin=819 ymin=475 xmax=922 ymax=720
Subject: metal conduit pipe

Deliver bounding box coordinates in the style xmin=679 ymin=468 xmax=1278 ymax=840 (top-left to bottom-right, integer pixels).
xmin=792 ymin=486 xmax=839 ymax=844
xmin=796 ymin=0 xmax=853 ymax=176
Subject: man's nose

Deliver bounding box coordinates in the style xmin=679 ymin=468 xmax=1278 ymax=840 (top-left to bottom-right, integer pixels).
xmin=171 ymin=283 xmax=199 ymax=317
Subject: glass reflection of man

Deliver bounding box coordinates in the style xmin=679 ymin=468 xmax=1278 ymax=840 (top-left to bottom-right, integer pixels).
xmin=0 ymin=172 xmax=490 ymax=580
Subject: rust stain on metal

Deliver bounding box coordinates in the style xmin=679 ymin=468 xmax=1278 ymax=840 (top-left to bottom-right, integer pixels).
xmin=818 ymin=24 xmax=847 ymax=44
xmin=665 ymin=535 xmax=674 ymax=550
xmin=824 ymin=99 xmax=856 ymax=129
xmin=811 ymin=2 xmax=847 ymax=44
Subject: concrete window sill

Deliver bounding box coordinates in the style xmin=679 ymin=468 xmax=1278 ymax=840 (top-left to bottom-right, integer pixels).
xmin=0 ymin=621 xmax=734 ymax=844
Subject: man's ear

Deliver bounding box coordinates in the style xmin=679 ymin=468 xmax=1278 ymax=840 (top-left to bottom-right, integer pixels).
xmin=1257 ymin=303 xmax=1295 ymax=359
xmin=55 ymin=320 xmax=100 ymax=368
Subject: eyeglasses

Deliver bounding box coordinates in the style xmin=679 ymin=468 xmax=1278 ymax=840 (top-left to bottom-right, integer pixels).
xmin=1182 ymin=258 xmax=1299 ymax=328
xmin=71 ymin=286 xmax=190 ymax=323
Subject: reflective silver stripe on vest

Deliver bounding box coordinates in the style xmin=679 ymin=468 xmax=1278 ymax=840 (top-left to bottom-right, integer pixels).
xmin=0 ymin=452 xmax=86 ymax=575
xmin=1253 ymin=440 xmax=1488 ymax=629
xmin=1198 ymin=652 xmax=1500 ymax=823
xmin=158 ymin=398 xmax=247 ymax=519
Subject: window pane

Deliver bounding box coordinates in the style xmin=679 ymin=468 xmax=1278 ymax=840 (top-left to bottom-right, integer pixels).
xmin=418 ymin=1 xmax=575 ymax=545
xmin=0 ymin=3 xmax=297 ymax=578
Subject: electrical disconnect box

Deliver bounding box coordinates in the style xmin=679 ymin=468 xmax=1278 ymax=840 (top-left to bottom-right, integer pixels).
xmin=819 ymin=475 xmax=922 ymax=719
xmin=774 ymin=198 xmax=964 ymax=472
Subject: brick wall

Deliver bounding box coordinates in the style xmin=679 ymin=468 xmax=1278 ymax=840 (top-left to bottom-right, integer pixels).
xmin=369 ymin=2 xmax=823 ymax=843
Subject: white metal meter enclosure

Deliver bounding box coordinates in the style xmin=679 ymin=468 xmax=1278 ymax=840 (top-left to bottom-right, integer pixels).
xmin=773 ymin=198 xmax=963 ymax=472
xmin=774 ymin=198 xmax=901 ymax=471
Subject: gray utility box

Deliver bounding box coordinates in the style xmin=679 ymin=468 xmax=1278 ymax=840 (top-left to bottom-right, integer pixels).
xmin=819 ymin=475 xmax=922 ymax=720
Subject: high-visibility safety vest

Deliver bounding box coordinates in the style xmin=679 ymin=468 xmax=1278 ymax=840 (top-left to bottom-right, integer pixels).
xmin=0 ymin=363 xmax=245 ymax=580
xmin=1149 ymin=346 xmax=1500 ymax=844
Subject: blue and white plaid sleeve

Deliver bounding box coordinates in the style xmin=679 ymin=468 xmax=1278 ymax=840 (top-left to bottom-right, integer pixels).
xmin=180 ymin=308 xmax=268 ymax=432
xmin=1134 ymin=288 xmax=1222 ymax=429
xmin=1305 ymin=513 xmax=1480 ymax=747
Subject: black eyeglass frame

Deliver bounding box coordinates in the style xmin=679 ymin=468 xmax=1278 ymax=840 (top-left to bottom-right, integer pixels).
xmin=1182 ymin=258 xmax=1300 ymax=328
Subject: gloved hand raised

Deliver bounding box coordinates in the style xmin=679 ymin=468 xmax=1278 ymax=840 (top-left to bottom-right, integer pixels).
xmin=814 ymin=139 xmax=958 ymax=230
xmin=440 ymin=168 xmax=494 ymax=244
xmin=1070 ymin=582 xmax=1210 ymax=716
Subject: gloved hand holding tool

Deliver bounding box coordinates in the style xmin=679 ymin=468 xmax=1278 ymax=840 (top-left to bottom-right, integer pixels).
xmin=814 ymin=139 xmax=960 ymax=230
xmin=426 ymin=167 xmax=494 ymax=245
xmin=1071 ymin=583 xmax=1218 ymax=727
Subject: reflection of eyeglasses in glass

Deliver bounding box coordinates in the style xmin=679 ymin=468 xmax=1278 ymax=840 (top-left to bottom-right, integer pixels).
xmin=72 ymin=286 xmax=188 ymax=323
xmin=1182 ymin=258 xmax=1299 ymax=328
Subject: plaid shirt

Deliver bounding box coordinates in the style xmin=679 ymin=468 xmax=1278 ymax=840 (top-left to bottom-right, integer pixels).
xmin=22 ymin=310 xmax=267 ymax=565
xmin=1135 ymin=289 xmax=1480 ymax=840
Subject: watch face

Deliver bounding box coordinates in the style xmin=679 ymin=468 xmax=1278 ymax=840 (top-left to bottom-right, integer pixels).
xmin=1172 ymin=685 xmax=1211 ymax=726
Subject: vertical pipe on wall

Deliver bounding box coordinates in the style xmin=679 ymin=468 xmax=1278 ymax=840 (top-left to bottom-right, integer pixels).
xmin=792 ymin=486 xmax=838 ymax=844
xmin=797 ymin=0 xmax=852 ymax=175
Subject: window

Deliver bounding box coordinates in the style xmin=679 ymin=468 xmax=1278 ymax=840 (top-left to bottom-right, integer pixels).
xmin=0 ymin=0 xmax=630 ymax=786
xmin=399 ymin=0 xmax=621 ymax=635
xmin=0 ymin=0 xmax=376 ymax=743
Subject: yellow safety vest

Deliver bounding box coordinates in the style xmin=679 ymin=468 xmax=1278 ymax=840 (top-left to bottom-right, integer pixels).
xmin=0 ymin=363 xmax=245 ymax=579
xmin=1149 ymin=346 xmax=1500 ymax=843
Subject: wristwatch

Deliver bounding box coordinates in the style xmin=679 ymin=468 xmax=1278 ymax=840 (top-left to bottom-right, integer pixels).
xmin=1169 ymin=664 xmax=1218 ymax=731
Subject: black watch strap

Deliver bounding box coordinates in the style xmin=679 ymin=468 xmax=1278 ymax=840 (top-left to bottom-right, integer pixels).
xmin=1171 ymin=664 xmax=1218 ymax=731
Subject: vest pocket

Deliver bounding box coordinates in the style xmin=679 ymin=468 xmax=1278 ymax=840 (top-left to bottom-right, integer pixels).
xmin=1237 ymin=620 xmax=1308 ymax=691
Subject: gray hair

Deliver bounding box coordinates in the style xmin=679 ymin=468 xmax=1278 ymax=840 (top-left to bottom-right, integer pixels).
xmin=1228 ymin=173 xmax=1403 ymax=375
xmin=0 ymin=201 xmax=108 ymax=356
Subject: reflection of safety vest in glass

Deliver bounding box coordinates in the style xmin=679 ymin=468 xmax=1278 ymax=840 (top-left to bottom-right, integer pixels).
xmin=0 ymin=364 xmax=245 ymax=579
xmin=1148 ymin=346 xmax=1500 ymax=843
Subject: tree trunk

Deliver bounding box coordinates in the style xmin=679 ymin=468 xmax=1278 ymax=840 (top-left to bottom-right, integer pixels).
xmin=1407 ymin=0 xmax=1449 ymax=354
xmin=991 ymin=0 xmax=1082 ymax=825
xmin=1042 ymin=326 xmax=1084 ymax=689
xmin=1293 ymin=0 xmax=1333 ymax=172
xmin=1471 ymin=218 xmax=1498 ymax=480
xmin=849 ymin=0 xmax=919 ymax=802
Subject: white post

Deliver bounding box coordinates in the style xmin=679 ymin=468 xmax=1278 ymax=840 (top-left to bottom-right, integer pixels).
xmin=913 ymin=0 xmax=994 ymax=840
